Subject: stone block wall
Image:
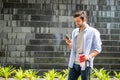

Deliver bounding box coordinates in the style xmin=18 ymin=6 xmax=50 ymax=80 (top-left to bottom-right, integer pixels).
xmin=0 ymin=0 xmax=120 ymax=75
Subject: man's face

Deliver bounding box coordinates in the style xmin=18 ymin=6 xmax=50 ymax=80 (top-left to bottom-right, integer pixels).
xmin=74 ymin=16 xmax=84 ymax=28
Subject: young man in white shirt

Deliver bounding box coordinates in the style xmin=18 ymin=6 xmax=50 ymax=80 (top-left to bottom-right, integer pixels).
xmin=65 ymin=11 xmax=102 ymax=80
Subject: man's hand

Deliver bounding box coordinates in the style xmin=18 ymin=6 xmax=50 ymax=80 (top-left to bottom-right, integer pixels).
xmin=84 ymin=55 xmax=92 ymax=61
xmin=65 ymin=39 xmax=72 ymax=49
xmin=80 ymin=54 xmax=91 ymax=62
xmin=83 ymin=50 xmax=99 ymax=61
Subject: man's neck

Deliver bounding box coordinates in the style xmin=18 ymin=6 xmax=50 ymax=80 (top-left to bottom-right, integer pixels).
xmin=79 ymin=25 xmax=86 ymax=32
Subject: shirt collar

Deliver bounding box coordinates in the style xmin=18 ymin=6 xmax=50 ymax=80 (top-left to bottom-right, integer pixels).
xmin=76 ymin=24 xmax=89 ymax=33
xmin=84 ymin=24 xmax=89 ymax=32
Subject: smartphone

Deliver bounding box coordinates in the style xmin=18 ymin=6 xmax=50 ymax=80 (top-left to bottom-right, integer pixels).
xmin=65 ymin=35 xmax=69 ymax=40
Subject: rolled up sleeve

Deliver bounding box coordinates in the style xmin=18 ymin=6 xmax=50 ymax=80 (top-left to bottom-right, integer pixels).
xmin=93 ymin=30 xmax=102 ymax=53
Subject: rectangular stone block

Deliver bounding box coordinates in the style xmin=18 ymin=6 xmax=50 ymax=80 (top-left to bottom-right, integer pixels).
xmin=71 ymin=0 xmax=76 ymax=4
xmin=0 ymin=32 xmax=7 ymax=38
xmin=98 ymin=0 xmax=107 ymax=5
xmin=8 ymin=45 xmax=16 ymax=51
xmin=0 ymin=20 xmax=7 ymax=27
xmin=31 ymin=15 xmax=52 ymax=21
xmin=28 ymin=0 xmax=35 ymax=3
xmin=59 ymin=4 xmax=67 ymax=10
xmin=3 ymin=8 xmax=13 ymax=14
xmin=16 ymin=33 xmax=26 ymax=39
xmin=27 ymin=51 xmax=65 ymax=57
xmin=13 ymin=27 xmax=22 ymax=32
xmin=45 ymin=0 xmax=50 ymax=3
xmin=23 ymin=63 xmax=31 ymax=69
xmin=8 ymin=38 xmax=15 ymax=45
xmin=71 ymin=4 xmax=76 ymax=10
xmin=30 ymin=39 xmax=61 ymax=45
xmin=59 ymin=16 xmax=68 ymax=22
xmin=107 ymin=0 xmax=115 ymax=5
xmin=25 ymin=57 xmax=30 ymax=63
xmin=58 ymin=0 xmax=62 ymax=3
xmin=0 ymin=39 xmax=1 ymax=45
xmin=3 ymin=27 xmax=12 ymax=32
xmin=3 ymin=3 xmax=13 ymax=8
xmin=22 ymin=27 xmax=31 ymax=32
xmin=110 ymin=29 xmax=120 ymax=34
xmin=14 ymin=39 xmax=21 ymax=45
xmin=0 ymin=57 xmax=6 ymax=63
xmin=101 ymin=35 xmax=109 ymax=40
xmin=20 ymin=51 xmax=26 ymax=57
xmin=34 ymin=57 xmax=65 ymax=63
xmin=16 ymin=45 xmax=25 ymax=51
xmin=76 ymin=0 xmax=80 ymax=4
xmin=25 ymin=45 xmax=54 ymax=51
xmin=8 ymin=33 xmax=16 ymax=39
xmin=29 ymin=3 xmax=41 ymax=9
xmin=2 ymin=38 xmax=8 ymax=45
xmin=62 ymin=0 xmax=68 ymax=4
xmin=0 ymin=14 xmax=4 ymax=20
xmin=28 ymin=21 xmax=47 ymax=27
xmin=16 ymin=58 xmax=25 ymax=63
xmin=4 ymin=14 xmax=10 ymax=20
xmin=102 ymin=46 xmax=119 ymax=51
xmin=41 ymin=3 xmax=53 ymax=10
xmin=6 ymin=57 xmax=14 ymax=63
xmin=54 ymin=0 xmax=59 ymax=3
xmin=0 ymin=51 xmax=6 ymax=56
xmin=110 ymin=35 xmax=119 ymax=40
xmin=26 ymin=33 xmax=35 ymax=39
xmin=10 ymin=51 xmax=20 ymax=57
xmin=36 ymin=0 xmax=45 ymax=3
xmin=35 ymin=33 xmax=56 ymax=39
xmin=11 ymin=21 xmax=17 ymax=27
xmin=15 ymin=3 xmax=28 ymax=8
xmin=25 ymin=39 xmax=29 ymax=45
xmin=102 ymin=40 xmax=119 ymax=46
xmin=97 ymin=28 xmax=108 ymax=34
xmin=3 ymin=0 xmax=21 ymax=3
xmin=53 ymin=4 xmax=59 ymax=10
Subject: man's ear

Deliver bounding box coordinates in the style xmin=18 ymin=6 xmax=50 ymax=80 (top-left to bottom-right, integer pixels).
xmin=83 ymin=17 xmax=87 ymax=22
xmin=80 ymin=15 xmax=87 ymax=22
xmin=80 ymin=16 xmax=84 ymax=21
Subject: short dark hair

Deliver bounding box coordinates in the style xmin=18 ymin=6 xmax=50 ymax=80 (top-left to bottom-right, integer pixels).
xmin=74 ymin=11 xmax=87 ymax=20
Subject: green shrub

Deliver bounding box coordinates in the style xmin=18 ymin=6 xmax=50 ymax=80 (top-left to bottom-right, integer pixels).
xmin=114 ymin=71 xmax=120 ymax=80
xmin=14 ymin=68 xmax=25 ymax=80
xmin=0 ymin=66 xmax=15 ymax=80
xmin=0 ymin=66 xmax=119 ymax=80
xmin=24 ymin=69 xmax=40 ymax=80
xmin=93 ymin=68 xmax=111 ymax=80
xmin=43 ymin=69 xmax=59 ymax=80
xmin=57 ymin=68 xmax=70 ymax=80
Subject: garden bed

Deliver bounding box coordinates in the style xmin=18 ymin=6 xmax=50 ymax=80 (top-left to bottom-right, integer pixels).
xmin=0 ymin=66 xmax=119 ymax=80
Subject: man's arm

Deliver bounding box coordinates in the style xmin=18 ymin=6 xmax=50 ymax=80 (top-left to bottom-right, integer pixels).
xmin=85 ymin=29 xmax=102 ymax=61
xmin=89 ymin=50 xmax=99 ymax=57
xmin=85 ymin=50 xmax=99 ymax=60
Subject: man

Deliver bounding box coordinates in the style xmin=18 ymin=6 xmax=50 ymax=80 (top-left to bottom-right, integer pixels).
xmin=65 ymin=11 xmax=102 ymax=80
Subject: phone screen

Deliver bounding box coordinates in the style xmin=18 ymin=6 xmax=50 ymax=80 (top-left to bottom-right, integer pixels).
xmin=65 ymin=35 xmax=69 ymax=40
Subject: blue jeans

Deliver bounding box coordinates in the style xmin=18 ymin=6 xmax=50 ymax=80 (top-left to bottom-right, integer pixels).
xmin=68 ymin=64 xmax=91 ymax=80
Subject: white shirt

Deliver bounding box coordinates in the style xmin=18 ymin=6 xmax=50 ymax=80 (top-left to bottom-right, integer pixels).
xmin=68 ymin=24 xmax=102 ymax=69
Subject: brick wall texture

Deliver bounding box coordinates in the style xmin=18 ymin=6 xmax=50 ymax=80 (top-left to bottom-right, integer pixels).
xmin=0 ymin=0 xmax=120 ymax=75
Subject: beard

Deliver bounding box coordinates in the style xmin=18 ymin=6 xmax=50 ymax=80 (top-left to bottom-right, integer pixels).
xmin=78 ymin=22 xmax=84 ymax=28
